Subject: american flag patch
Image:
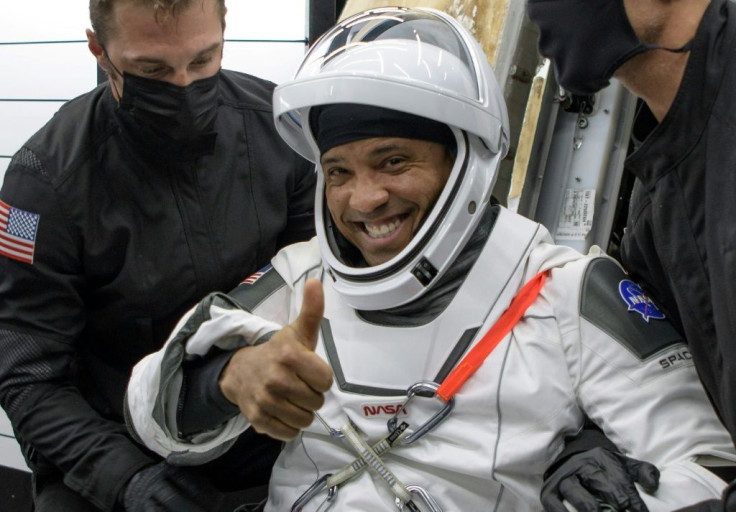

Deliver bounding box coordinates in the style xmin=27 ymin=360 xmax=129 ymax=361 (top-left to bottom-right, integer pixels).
xmin=0 ymin=200 xmax=40 ymax=264
xmin=241 ymin=264 xmax=272 ymax=285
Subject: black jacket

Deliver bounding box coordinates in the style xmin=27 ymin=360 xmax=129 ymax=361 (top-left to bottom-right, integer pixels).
xmin=620 ymin=0 xmax=736 ymax=444
xmin=0 ymin=69 xmax=315 ymax=510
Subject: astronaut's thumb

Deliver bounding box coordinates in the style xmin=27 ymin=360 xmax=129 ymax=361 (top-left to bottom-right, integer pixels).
xmin=292 ymin=279 xmax=324 ymax=351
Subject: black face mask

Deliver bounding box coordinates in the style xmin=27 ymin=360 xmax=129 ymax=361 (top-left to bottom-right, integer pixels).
xmin=120 ymin=71 xmax=219 ymax=137
xmin=527 ymin=0 xmax=692 ymax=95
xmin=110 ymin=68 xmax=220 ymax=160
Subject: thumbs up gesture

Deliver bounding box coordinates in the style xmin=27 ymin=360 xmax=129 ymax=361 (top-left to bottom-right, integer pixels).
xmin=219 ymin=279 xmax=333 ymax=441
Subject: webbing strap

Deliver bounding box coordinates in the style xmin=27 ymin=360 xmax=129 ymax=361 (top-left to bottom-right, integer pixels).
xmin=437 ymin=271 xmax=548 ymax=401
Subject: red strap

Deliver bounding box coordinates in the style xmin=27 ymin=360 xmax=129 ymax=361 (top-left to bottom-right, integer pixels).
xmin=436 ymin=271 xmax=548 ymax=402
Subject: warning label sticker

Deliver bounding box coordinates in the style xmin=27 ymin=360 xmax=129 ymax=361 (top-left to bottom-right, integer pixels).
xmin=556 ymin=189 xmax=595 ymax=240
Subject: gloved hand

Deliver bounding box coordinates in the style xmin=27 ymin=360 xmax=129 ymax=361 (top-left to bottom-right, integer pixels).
xmin=122 ymin=460 xmax=224 ymax=512
xmin=540 ymin=446 xmax=660 ymax=512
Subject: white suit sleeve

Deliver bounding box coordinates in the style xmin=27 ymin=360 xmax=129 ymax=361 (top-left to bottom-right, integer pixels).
xmin=126 ymin=287 xmax=290 ymax=462
xmin=551 ymin=257 xmax=736 ymax=508
xmin=125 ymin=239 xmax=321 ymax=463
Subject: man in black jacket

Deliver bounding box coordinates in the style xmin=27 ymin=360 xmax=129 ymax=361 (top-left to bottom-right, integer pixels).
xmin=0 ymin=0 xmax=315 ymax=510
xmin=528 ymin=0 xmax=736 ymax=510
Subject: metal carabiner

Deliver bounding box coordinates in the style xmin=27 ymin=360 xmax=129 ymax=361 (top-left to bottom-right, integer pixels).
xmin=387 ymin=381 xmax=455 ymax=446
xmin=395 ymin=485 xmax=444 ymax=512
xmin=291 ymin=473 xmax=337 ymax=512
xmin=314 ymin=411 xmax=345 ymax=439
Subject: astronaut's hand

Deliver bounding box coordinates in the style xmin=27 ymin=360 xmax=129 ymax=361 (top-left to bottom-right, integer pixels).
xmin=540 ymin=446 xmax=660 ymax=512
xmin=219 ymin=279 xmax=333 ymax=441
xmin=122 ymin=460 xmax=223 ymax=512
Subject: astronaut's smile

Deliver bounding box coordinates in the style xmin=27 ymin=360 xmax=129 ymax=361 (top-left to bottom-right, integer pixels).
xmin=362 ymin=215 xmax=405 ymax=239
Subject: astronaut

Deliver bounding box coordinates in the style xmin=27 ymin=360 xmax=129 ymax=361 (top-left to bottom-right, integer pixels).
xmin=125 ymin=7 xmax=736 ymax=511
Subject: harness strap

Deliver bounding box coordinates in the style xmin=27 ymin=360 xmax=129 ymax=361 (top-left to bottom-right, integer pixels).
xmin=437 ymin=270 xmax=548 ymax=401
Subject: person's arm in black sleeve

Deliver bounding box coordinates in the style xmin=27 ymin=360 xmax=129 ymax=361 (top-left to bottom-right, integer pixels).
xmin=276 ymin=156 xmax=316 ymax=250
xmin=547 ymin=418 xmax=620 ymax=467
xmin=541 ymin=418 xmax=660 ymax=512
xmin=0 ymin=150 xmax=154 ymax=511
xmin=120 ymin=459 xmax=225 ymax=512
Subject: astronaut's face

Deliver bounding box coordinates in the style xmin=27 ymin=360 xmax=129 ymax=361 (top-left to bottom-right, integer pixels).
xmin=321 ymin=137 xmax=454 ymax=266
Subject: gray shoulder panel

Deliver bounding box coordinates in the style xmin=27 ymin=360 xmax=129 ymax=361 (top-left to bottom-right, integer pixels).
xmin=580 ymin=258 xmax=683 ymax=360
xmin=229 ymin=265 xmax=286 ymax=312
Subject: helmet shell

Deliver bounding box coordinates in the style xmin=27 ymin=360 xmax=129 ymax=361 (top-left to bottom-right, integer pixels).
xmin=274 ymin=7 xmax=510 ymax=310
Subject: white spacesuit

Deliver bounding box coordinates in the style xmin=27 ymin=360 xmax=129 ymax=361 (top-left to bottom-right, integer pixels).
xmin=126 ymin=7 xmax=736 ymax=511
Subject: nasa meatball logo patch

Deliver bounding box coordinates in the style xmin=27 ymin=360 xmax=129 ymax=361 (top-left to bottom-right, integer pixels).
xmin=619 ymin=280 xmax=666 ymax=322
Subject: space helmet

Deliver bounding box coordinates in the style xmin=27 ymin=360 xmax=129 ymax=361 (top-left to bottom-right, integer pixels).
xmin=273 ymin=7 xmax=509 ymax=310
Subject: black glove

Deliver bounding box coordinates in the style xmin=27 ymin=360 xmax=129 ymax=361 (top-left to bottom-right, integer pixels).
xmin=122 ymin=460 xmax=224 ymax=512
xmin=541 ymin=446 xmax=660 ymax=512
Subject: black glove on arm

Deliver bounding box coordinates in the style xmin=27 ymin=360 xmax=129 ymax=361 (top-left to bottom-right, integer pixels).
xmin=541 ymin=446 xmax=660 ymax=512
xmin=122 ymin=460 xmax=225 ymax=512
